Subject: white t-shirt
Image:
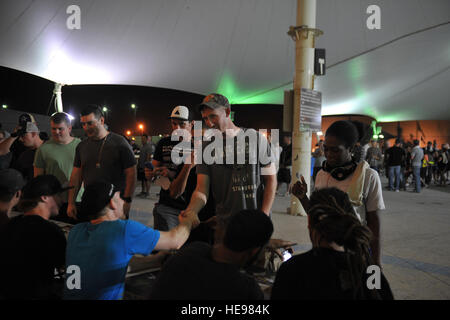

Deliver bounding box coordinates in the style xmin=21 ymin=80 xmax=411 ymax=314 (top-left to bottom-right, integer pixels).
xmin=314 ymin=167 xmax=385 ymax=222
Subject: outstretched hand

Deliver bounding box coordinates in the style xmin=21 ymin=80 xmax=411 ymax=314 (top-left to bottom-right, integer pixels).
xmin=179 ymin=209 xmax=200 ymax=229
xmin=291 ymin=175 xmax=308 ymax=200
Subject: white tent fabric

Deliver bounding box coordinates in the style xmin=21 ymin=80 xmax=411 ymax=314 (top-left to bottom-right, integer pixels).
xmin=0 ymin=0 xmax=449 ymax=121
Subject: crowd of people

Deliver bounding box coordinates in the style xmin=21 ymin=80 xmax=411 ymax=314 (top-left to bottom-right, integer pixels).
xmin=3 ymin=93 xmax=431 ymax=301
xmin=367 ymin=139 xmax=449 ymax=192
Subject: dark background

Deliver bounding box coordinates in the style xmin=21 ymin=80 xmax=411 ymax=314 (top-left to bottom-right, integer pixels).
xmin=0 ymin=66 xmax=283 ymax=136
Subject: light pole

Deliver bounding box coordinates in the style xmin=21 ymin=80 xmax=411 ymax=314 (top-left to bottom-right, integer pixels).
xmin=131 ymin=103 xmax=137 ymax=124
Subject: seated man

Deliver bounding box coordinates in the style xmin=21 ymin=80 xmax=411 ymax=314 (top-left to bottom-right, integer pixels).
xmin=0 ymin=169 xmax=25 ymax=229
xmin=149 ymin=209 xmax=273 ymax=300
xmin=271 ymin=187 xmax=393 ymax=300
xmin=0 ymin=175 xmax=68 ymax=299
xmin=64 ymin=181 xmax=195 ymax=300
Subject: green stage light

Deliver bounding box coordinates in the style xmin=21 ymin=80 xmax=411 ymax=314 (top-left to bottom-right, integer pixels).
xmin=216 ymin=71 xmax=286 ymax=105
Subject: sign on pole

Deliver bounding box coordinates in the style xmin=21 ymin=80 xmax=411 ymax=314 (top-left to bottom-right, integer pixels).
xmin=299 ymin=88 xmax=322 ymax=132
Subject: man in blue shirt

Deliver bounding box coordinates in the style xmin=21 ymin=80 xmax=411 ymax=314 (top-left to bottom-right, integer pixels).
xmin=64 ymin=181 xmax=195 ymax=300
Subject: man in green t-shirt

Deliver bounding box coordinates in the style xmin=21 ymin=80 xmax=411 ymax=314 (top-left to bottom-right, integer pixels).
xmin=34 ymin=112 xmax=82 ymax=223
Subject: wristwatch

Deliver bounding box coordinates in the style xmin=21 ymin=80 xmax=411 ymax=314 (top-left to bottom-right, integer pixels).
xmin=121 ymin=196 xmax=132 ymax=203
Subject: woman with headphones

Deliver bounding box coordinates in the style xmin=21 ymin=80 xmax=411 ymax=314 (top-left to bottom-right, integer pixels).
xmin=291 ymin=120 xmax=385 ymax=266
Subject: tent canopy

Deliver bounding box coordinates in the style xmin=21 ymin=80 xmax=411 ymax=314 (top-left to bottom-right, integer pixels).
xmin=0 ymin=0 xmax=449 ymax=121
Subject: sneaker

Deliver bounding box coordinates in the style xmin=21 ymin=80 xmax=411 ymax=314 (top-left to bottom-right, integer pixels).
xmin=395 ymin=190 xmax=399 ymax=192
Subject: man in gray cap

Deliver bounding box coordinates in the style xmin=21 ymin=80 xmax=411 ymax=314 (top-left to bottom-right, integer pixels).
xmin=0 ymin=169 xmax=25 ymax=229
xmin=0 ymin=113 xmax=43 ymax=181
xmin=182 ymin=93 xmax=277 ymax=232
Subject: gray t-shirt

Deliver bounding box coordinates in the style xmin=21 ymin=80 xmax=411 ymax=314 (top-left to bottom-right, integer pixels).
xmin=74 ymin=132 xmax=136 ymax=191
xmin=196 ymin=128 xmax=273 ymax=217
xmin=411 ymin=146 xmax=424 ymax=167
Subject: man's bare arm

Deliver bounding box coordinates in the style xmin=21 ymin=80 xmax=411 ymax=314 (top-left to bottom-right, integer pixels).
xmin=0 ymin=136 xmax=17 ymax=156
xmin=154 ymin=218 xmax=193 ymax=251
xmin=181 ymin=173 xmax=210 ymax=225
xmin=67 ymin=166 xmax=82 ymax=218
xmin=169 ymin=163 xmax=194 ymax=199
xmin=261 ymin=169 xmax=277 ymax=216
xmin=123 ymin=165 xmax=137 ymax=198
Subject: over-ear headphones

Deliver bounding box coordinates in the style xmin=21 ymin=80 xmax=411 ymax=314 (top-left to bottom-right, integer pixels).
xmin=322 ymin=160 xmax=357 ymax=181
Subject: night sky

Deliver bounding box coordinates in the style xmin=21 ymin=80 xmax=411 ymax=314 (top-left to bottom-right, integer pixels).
xmin=1 ymin=66 xmax=283 ymax=136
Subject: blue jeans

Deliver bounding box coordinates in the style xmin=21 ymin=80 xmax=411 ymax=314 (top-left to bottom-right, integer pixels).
xmin=389 ymin=165 xmax=401 ymax=190
xmin=412 ymin=166 xmax=421 ymax=193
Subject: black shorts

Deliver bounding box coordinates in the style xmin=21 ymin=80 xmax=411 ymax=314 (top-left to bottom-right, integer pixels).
xmin=277 ymin=168 xmax=291 ymax=183
xmin=137 ymin=169 xmax=147 ymax=181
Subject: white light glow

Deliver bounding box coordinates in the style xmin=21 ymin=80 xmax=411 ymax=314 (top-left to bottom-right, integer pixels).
xmin=322 ymin=100 xmax=358 ymax=115
xmin=43 ymin=49 xmax=111 ymax=85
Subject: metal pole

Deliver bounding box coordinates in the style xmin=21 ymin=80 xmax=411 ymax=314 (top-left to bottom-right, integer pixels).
xmin=289 ymin=0 xmax=317 ymax=216
xmin=54 ymin=83 xmax=64 ymax=112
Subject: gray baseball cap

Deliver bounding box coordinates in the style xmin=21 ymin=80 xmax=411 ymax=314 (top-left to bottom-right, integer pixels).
xmin=197 ymin=93 xmax=231 ymax=113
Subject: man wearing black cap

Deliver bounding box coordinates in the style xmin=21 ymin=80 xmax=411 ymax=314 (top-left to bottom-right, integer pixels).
xmin=149 ymin=209 xmax=273 ymax=300
xmin=64 ymin=181 xmax=195 ymax=300
xmin=0 ymin=175 xmax=69 ymax=299
xmin=182 ymin=93 xmax=277 ymax=227
xmin=0 ymin=169 xmax=25 ymax=230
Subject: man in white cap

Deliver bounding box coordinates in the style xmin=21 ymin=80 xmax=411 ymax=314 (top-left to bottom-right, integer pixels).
xmin=146 ymin=106 xmax=198 ymax=231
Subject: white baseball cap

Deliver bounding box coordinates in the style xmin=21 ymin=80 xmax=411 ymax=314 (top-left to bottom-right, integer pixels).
xmin=169 ymin=106 xmax=190 ymax=121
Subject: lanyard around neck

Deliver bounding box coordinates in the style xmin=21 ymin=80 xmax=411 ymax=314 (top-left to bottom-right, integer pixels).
xmin=96 ymin=133 xmax=109 ymax=169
